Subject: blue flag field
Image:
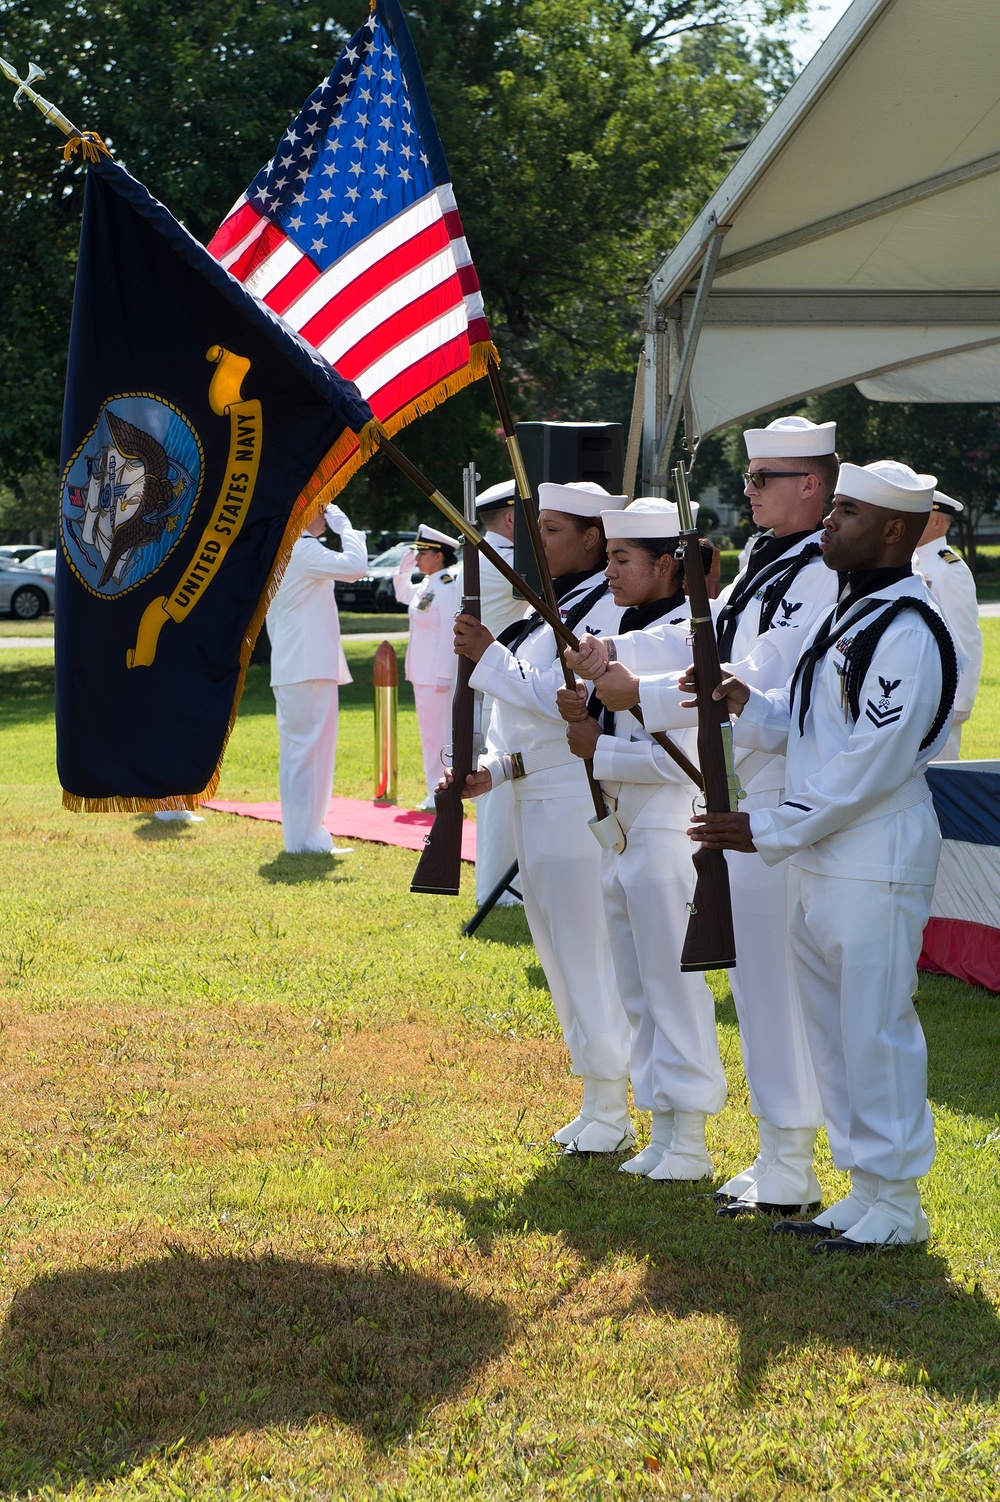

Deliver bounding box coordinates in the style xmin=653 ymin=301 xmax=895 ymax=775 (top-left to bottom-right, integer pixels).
xmin=56 ymin=155 xmax=375 ymax=812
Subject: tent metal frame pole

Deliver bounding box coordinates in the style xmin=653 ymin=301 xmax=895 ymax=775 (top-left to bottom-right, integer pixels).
xmin=652 ymin=216 xmax=727 ymax=483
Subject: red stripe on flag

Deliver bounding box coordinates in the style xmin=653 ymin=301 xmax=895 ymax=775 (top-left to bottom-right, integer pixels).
xmin=457 ymin=263 xmax=481 ymax=294
xmin=207 ymin=200 xmax=262 ymax=259
xmin=228 ymin=220 xmax=288 ymax=283
xmin=262 ymin=255 xmax=323 ymax=317
xmin=368 ymin=331 xmax=473 ymax=422
xmin=443 ymin=209 xmax=465 ymax=240
xmin=335 ymin=275 xmax=466 ymax=383
xmin=297 ymin=217 xmax=454 ymax=349
xmin=468 ymin=316 xmax=491 ymax=345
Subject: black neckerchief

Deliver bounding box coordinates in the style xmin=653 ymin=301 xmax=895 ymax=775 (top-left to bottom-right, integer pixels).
xmin=498 ymin=572 xmax=609 ymax=655
xmin=716 ymin=531 xmax=822 ymax=660
xmin=743 ymin=528 xmax=815 ymax=585
xmin=835 ymin=565 xmax=913 ymax=621
xmin=618 ymin=588 xmax=686 ymax=635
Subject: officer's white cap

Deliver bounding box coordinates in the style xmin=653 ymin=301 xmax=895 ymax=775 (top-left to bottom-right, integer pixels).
xmin=837 ymin=460 xmax=936 ymax=513
xmin=744 ymin=415 xmax=837 ymax=459
xmin=603 ymin=497 xmax=698 ymax=538
xmin=932 ymin=489 xmax=964 ymax=515
xmin=475 ymin=479 xmax=516 ymax=513
xmin=416 ymin=522 xmax=460 ymax=549
xmin=538 ymin=480 xmax=627 ymax=518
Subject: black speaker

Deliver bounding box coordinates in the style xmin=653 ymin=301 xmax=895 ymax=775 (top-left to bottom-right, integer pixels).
xmin=512 ymin=421 xmax=625 ymax=593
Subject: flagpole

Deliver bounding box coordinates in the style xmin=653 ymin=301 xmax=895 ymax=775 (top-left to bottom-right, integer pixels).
xmin=0 ymin=57 xmax=81 ymax=137
xmin=376 ymin=430 xmax=703 ymax=791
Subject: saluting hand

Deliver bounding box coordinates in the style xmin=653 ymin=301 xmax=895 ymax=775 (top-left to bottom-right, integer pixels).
xmin=688 ymin=811 xmax=756 ymax=852
xmin=593 ymin=662 xmax=641 ymax=712
xmin=453 ymin=613 xmax=494 ymax=662
xmin=563 ymin=633 xmax=608 ymax=680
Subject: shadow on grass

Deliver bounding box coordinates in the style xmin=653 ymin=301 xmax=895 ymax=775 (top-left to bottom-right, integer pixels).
xmin=259 ymin=853 xmax=354 ymax=885
xmin=131 ymin=817 xmax=205 ymax=842
xmin=0 ymin=1252 xmax=509 ymax=1493
xmin=441 ymin=1154 xmax=1000 ymax=1407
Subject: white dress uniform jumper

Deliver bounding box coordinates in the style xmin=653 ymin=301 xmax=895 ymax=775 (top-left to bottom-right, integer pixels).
xmin=737 ymin=459 xmax=959 ymax=1248
xmin=915 ymin=530 xmax=982 ymax=762
xmin=267 ymin=515 xmax=368 ymax=853
xmin=394 ymin=547 xmax=460 ymax=804
xmin=613 ymin=527 xmax=837 ymax=1209
xmin=471 ymin=568 xmax=633 ymax=1150
xmin=475 ymin=516 xmax=527 ymax=905
xmin=593 ymin=585 xmax=728 ymax=1182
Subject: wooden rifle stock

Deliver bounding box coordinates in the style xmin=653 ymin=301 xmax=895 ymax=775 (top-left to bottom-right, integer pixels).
xmin=410 ymin=463 xmax=480 ymax=896
xmin=675 ymin=465 xmax=737 ymax=972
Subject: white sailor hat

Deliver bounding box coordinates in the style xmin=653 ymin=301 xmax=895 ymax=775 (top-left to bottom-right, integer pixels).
xmin=744 ymin=415 xmax=837 ymax=459
xmin=932 ymin=489 xmax=964 ymax=516
xmin=836 ymin=460 xmax=936 ymax=514
xmin=537 ymin=480 xmax=627 ymax=518
xmin=415 ymin=522 xmax=460 ymax=550
xmin=603 ymin=497 xmax=697 ymax=538
xmin=475 ymin=479 xmax=516 ymax=513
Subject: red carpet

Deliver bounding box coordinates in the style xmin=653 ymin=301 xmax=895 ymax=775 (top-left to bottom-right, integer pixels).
xmin=205 ymin=795 xmax=476 ymax=862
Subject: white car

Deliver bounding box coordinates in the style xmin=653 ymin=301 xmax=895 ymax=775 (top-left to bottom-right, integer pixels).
xmin=0 ymin=559 xmax=54 ymax=620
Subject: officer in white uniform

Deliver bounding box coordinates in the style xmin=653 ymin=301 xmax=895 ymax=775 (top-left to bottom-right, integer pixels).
xmin=566 ymin=418 xmax=839 ymax=1216
xmin=267 ymin=503 xmax=368 ymax=853
xmin=473 ymin=479 xmax=525 ymax=905
xmin=691 ymin=460 xmax=958 ymax=1252
xmin=394 ymin=523 xmax=461 ymax=808
xmin=915 ymin=490 xmax=982 ymax=762
xmin=558 ymin=500 xmax=727 ymax=1179
xmin=454 ymin=482 xmax=634 ymax=1152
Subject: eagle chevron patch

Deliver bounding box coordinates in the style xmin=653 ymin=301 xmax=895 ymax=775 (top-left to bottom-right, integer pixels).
xmin=865 ymin=699 xmax=903 ymax=728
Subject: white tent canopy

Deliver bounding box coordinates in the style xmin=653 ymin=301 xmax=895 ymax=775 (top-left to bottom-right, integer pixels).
xmin=641 ymin=0 xmax=1000 ymax=489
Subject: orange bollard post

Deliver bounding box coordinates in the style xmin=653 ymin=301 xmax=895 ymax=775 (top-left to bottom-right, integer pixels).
xmin=373 ymin=639 xmax=398 ymax=804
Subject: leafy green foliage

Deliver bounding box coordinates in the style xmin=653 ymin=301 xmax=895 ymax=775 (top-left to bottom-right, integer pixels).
xmin=0 ymin=0 xmax=805 ymax=523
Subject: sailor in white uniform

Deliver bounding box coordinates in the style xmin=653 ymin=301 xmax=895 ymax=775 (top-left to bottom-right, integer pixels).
xmin=473 ymin=479 xmax=525 ymax=906
xmin=690 ymin=460 xmax=959 ymax=1252
xmin=266 ymin=503 xmax=368 ymax=853
xmin=453 ymin=482 xmax=633 ymax=1151
xmin=915 ymin=490 xmax=982 ymax=762
xmin=566 ymin=417 xmax=840 ymax=1216
xmin=394 ymin=523 xmax=461 ymax=808
xmin=557 ymin=500 xmax=727 ymax=1179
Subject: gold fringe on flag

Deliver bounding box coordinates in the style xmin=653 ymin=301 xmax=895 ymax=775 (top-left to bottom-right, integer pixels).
xmin=61 ymin=342 xmax=500 ymax=813
xmin=62 ymin=131 xmax=112 ymax=164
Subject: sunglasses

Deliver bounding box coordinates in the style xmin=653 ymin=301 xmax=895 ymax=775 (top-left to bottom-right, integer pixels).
xmin=742 ymin=470 xmax=811 ymax=489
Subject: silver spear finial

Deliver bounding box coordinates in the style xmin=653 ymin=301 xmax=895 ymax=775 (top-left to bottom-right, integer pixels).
xmin=0 ymin=56 xmax=80 ymax=137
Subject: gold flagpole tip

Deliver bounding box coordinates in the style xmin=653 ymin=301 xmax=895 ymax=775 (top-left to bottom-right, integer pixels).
xmin=0 ymin=55 xmax=84 ymax=140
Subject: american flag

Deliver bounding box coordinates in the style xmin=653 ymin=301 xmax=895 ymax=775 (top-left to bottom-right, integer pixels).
xmin=208 ymin=0 xmax=494 ymax=484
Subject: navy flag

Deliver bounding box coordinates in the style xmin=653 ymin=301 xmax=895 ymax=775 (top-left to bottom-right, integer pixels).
xmin=56 ymin=155 xmax=375 ymax=811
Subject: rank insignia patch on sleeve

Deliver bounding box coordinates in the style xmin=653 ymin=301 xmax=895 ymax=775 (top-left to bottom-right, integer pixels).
xmin=866 ymin=676 xmax=903 ymax=727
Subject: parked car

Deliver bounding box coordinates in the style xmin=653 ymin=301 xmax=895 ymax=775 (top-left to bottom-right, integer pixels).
xmin=0 ymin=543 xmax=45 ymax=563
xmin=335 ymin=541 xmax=420 ymax=613
xmin=19 ymin=548 xmax=57 ymax=579
xmin=0 ymin=558 xmax=54 ymax=619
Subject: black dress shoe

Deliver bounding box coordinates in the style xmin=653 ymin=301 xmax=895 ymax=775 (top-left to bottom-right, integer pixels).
xmin=772 ymin=1218 xmax=830 ymax=1238
xmin=716 ymin=1199 xmax=822 ymax=1220
xmin=812 ymin=1235 xmax=878 ymax=1256
xmin=712 ymin=1190 xmax=738 ymax=1205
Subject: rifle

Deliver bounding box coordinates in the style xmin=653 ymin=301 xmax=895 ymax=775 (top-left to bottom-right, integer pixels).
xmin=377 ymin=430 xmax=704 ymax=795
xmin=675 ymin=463 xmax=738 ymax=971
xmin=410 ymin=461 xmax=481 ymax=895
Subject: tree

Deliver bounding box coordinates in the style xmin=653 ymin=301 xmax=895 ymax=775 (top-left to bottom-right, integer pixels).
xmin=0 ymin=0 xmax=805 ymax=525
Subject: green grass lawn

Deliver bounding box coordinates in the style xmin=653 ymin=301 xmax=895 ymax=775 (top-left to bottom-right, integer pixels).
xmin=0 ymin=635 xmax=999 ymax=1500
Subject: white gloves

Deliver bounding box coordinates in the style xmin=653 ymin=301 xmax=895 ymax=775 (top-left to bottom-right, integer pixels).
xmin=324 ymin=503 xmax=350 ymax=534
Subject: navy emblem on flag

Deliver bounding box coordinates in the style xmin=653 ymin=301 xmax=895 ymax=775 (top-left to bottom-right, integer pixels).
xmin=62 ymin=396 xmax=203 ymax=596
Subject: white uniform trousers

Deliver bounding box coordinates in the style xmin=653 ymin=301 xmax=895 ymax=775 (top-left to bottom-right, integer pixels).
xmin=474 ymin=696 xmax=519 ymax=903
xmin=602 ymin=825 xmax=727 ymax=1115
xmin=412 ymin=683 xmax=453 ymax=801
xmin=513 ymin=788 xmax=630 ymax=1081
xmin=788 ymin=865 xmax=936 ymax=1181
xmin=727 ymin=789 xmax=823 ymax=1129
xmin=273 ymin=679 xmax=339 ymax=854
